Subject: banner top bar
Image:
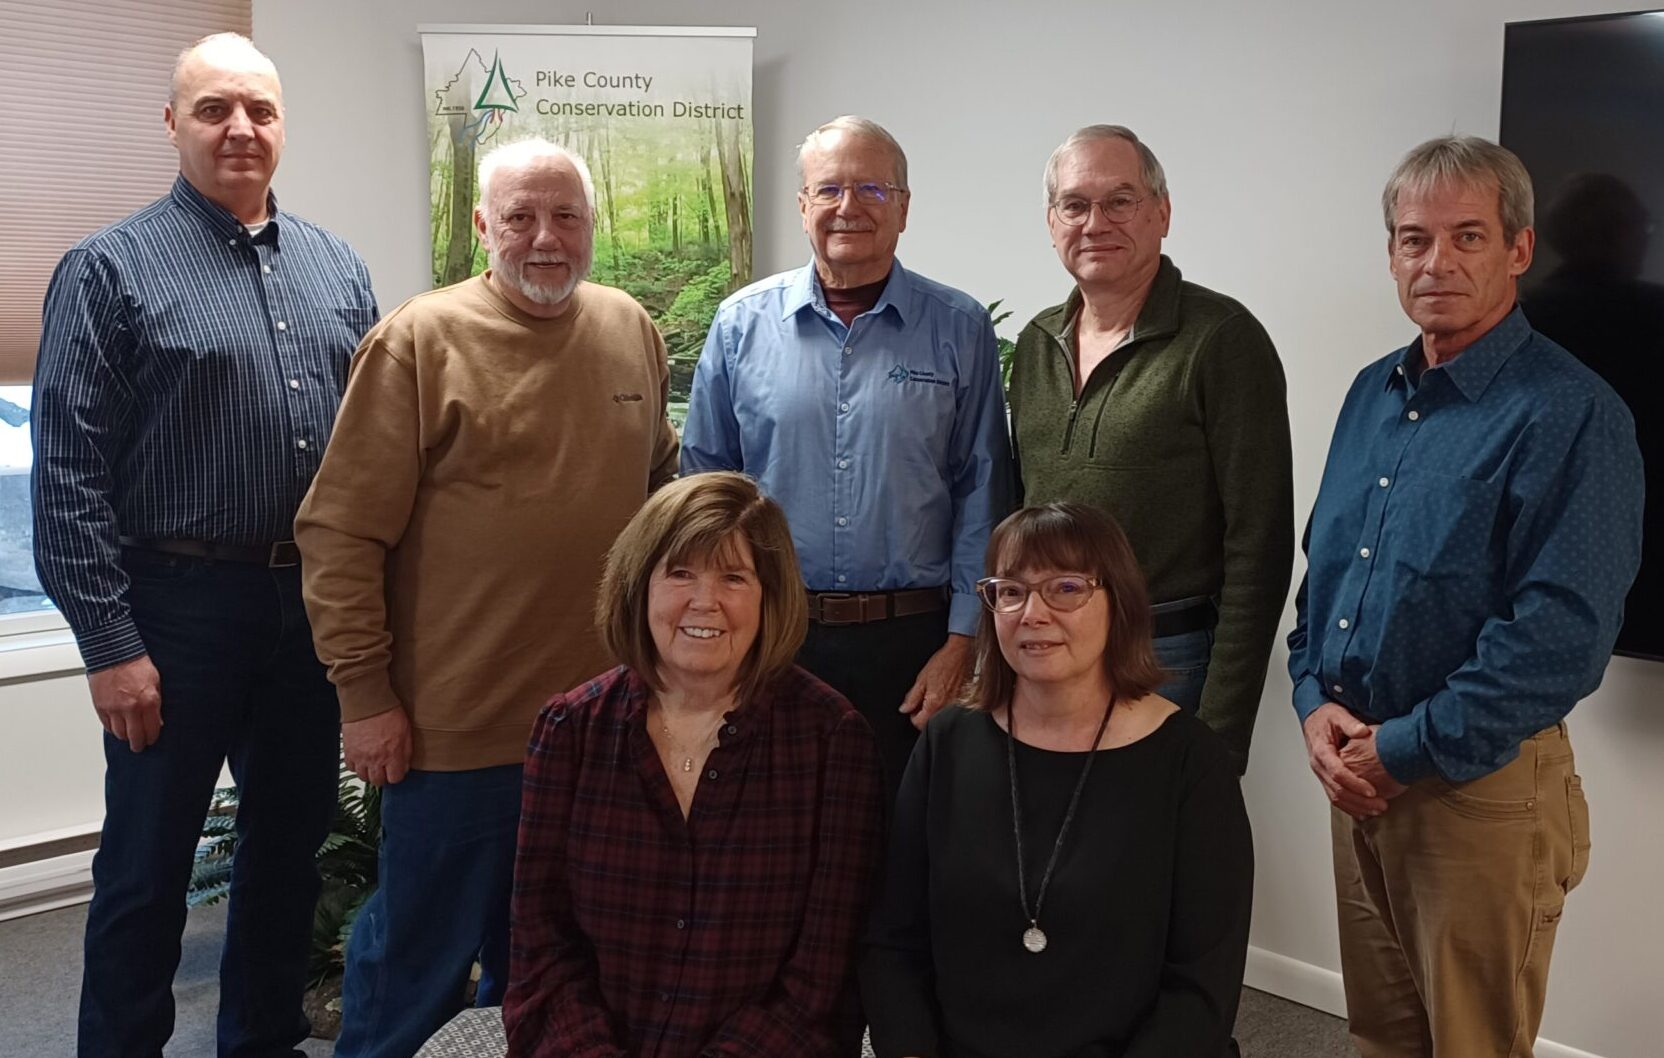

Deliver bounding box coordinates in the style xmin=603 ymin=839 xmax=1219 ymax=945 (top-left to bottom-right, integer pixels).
xmin=418 ymin=24 xmax=757 ymax=38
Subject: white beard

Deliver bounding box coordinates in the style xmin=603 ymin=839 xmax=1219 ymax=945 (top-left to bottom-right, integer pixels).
xmin=489 ymin=247 xmax=590 ymax=306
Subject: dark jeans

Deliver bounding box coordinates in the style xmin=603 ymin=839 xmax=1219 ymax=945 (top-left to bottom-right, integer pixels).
xmin=1153 ymin=627 xmax=1214 ymax=714
xmin=334 ymin=764 xmax=523 ymax=1058
xmin=79 ymin=550 xmax=340 ymax=1058
xmin=797 ymin=610 xmax=949 ymax=813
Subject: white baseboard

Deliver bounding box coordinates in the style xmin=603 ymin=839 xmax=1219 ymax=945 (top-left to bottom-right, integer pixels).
xmin=0 ymin=848 xmax=94 ymax=922
xmin=1245 ymin=946 xmax=1608 ymax=1058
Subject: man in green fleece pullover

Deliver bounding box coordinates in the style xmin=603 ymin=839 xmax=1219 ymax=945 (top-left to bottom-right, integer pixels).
xmin=1008 ymin=125 xmax=1293 ymax=774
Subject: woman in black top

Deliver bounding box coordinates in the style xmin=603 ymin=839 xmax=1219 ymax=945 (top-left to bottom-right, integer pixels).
xmin=861 ymin=503 xmax=1253 ymax=1058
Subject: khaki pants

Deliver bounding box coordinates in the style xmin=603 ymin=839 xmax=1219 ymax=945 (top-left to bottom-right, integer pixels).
xmin=1331 ymin=723 xmax=1591 ymax=1058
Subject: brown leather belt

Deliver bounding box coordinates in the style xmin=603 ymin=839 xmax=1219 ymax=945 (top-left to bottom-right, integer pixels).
xmin=120 ymin=537 xmax=301 ymax=568
xmin=806 ymin=587 xmax=947 ymax=626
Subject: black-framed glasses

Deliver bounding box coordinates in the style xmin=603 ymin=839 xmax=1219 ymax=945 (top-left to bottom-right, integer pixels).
xmin=976 ymin=575 xmax=1104 ymax=614
xmin=1050 ymin=192 xmax=1147 ymax=226
xmin=800 ymin=182 xmax=907 ymax=206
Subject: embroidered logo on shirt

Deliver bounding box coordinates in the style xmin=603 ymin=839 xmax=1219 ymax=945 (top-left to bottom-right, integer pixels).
xmin=888 ymin=363 xmax=951 ymax=388
xmin=612 ymin=392 xmax=644 ymax=403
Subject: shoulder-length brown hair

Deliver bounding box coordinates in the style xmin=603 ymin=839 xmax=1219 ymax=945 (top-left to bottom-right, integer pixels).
xmin=596 ymin=471 xmax=807 ymax=704
xmin=968 ymin=503 xmax=1165 ymax=710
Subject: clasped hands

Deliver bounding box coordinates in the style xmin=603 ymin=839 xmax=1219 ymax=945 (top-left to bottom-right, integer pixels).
xmin=1301 ymin=702 xmax=1407 ymax=819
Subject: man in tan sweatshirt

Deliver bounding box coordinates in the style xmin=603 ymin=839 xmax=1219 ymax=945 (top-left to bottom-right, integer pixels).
xmin=295 ymin=137 xmax=678 ymax=1058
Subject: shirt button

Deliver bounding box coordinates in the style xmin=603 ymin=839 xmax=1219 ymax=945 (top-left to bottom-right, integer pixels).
xmin=1332 ymin=684 xmax=1344 ymax=695
xmin=227 ymin=238 xmax=237 ymax=246
xmin=837 ymin=458 xmax=849 ymax=469
xmin=675 ymin=918 xmax=686 ymax=930
xmin=296 ymin=439 xmax=309 ymax=450
xmin=836 ymin=574 xmax=847 ymax=584
xmin=842 ymin=346 xmax=852 ymax=357
xmin=725 ymin=724 xmax=737 ymax=735
xmin=1395 ymin=364 xmax=1404 ymax=375
xmin=706 ymin=768 xmax=718 ymax=780
xmin=1379 ymin=477 xmax=1391 ymax=488
xmin=275 ymin=320 xmax=288 ymax=331
xmin=1359 ymin=547 xmax=1371 ymax=558
xmin=1337 ymin=618 xmax=1350 ymax=629
xmin=836 ymin=516 xmax=848 ymax=527
xmin=288 ymin=379 xmax=300 ymax=390
xmin=839 ymin=401 xmax=850 ymax=412
xmin=1406 ymin=410 xmax=1419 ymax=422
xmin=262 ymin=264 xmax=272 ymax=275
xmin=659 ymin=992 xmax=671 ymax=1003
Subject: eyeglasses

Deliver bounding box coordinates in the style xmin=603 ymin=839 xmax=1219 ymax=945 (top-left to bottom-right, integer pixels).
xmin=800 ymin=182 xmax=907 ymax=206
xmin=976 ymin=575 xmax=1104 ymax=614
xmin=1050 ymin=192 xmax=1148 ymax=226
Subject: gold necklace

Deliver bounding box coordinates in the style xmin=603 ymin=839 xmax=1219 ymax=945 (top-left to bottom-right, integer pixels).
xmin=655 ymin=709 xmax=726 ymax=773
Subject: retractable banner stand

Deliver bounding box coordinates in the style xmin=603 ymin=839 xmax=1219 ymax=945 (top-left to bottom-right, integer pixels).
xmin=420 ymin=24 xmax=756 ymax=422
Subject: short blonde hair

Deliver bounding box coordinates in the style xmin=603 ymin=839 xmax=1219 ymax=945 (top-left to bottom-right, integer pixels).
xmin=597 ymin=472 xmax=806 ymax=702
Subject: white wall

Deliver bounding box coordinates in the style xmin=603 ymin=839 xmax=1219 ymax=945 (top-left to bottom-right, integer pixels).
xmin=6 ymin=0 xmax=1658 ymax=1052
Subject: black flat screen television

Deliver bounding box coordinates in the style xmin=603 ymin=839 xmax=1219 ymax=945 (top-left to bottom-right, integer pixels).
xmin=1502 ymin=10 xmax=1664 ymax=661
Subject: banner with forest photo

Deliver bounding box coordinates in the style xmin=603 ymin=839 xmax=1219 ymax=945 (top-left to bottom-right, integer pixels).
xmin=420 ymin=25 xmax=755 ymax=424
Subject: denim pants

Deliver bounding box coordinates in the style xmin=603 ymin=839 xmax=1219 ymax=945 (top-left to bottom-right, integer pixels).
xmin=79 ymin=550 xmax=340 ymax=1058
xmin=1153 ymin=627 xmax=1215 ymax=714
xmin=333 ymin=764 xmax=523 ymax=1058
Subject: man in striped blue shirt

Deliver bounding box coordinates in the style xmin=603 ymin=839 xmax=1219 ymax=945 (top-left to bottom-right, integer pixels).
xmin=32 ymin=33 xmax=376 ymax=1057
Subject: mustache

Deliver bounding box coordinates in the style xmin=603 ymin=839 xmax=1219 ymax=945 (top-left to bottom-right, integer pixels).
xmin=827 ymin=217 xmax=875 ymax=232
xmin=522 ymin=253 xmax=571 ymax=265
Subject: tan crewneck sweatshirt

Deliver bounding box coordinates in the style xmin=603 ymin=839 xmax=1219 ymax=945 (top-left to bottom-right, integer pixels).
xmin=296 ymin=275 xmax=679 ymax=770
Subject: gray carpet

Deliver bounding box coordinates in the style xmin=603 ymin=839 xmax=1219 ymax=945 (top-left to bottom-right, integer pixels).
xmin=0 ymin=902 xmax=1356 ymax=1057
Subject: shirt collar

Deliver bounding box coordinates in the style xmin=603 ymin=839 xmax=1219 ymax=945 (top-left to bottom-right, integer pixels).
xmin=783 ymin=258 xmax=913 ymax=326
xmin=1044 ymin=254 xmax=1183 ymax=344
xmin=617 ymin=664 xmax=773 ymax=742
xmin=170 ymin=173 xmax=281 ymax=243
xmin=1388 ymin=305 xmax=1530 ymax=402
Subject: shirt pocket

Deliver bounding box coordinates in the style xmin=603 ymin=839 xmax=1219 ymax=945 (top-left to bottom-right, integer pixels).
xmin=1380 ymin=474 xmax=1504 ymax=582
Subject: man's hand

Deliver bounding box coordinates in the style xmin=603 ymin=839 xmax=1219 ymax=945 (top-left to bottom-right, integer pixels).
xmin=88 ymin=654 xmax=163 ymax=752
xmin=343 ymin=708 xmax=413 ymax=786
xmin=1302 ymin=702 xmax=1389 ymax=819
xmin=1339 ymin=725 xmax=1408 ymax=803
xmin=900 ymin=633 xmax=975 ymax=731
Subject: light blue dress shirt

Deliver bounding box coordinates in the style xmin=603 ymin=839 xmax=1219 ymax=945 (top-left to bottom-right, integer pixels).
xmin=682 ymin=261 xmax=1013 ymax=637
xmin=1289 ymin=308 xmax=1642 ymax=783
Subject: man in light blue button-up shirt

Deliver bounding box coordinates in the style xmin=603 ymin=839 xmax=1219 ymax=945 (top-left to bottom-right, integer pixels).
xmin=683 ymin=116 xmax=1012 ymax=801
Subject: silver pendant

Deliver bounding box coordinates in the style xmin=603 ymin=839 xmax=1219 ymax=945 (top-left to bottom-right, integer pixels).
xmin=1022 ymin=925 xmax=1048 ymax=953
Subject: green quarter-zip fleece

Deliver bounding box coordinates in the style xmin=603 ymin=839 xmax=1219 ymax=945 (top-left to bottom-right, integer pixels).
xmin=1008 ymin=256 xmax=1294 ymax=767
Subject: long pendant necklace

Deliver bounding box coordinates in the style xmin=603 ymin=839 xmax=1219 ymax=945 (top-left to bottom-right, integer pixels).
xmin=1006 ymin=696 xmax=1115 ymax=954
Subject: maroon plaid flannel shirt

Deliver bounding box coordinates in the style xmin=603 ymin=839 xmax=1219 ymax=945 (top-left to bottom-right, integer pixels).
xmin=504 ymin=664 xmax=885 ymax=1058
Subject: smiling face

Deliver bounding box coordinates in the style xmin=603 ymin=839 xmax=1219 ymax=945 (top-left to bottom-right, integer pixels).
xmin=1046 ymin=136 xmax=1170 ymax=295
xmin=647 ymin=534 xmax=763 ymax=694
xmin=164 ymin=44 xmax=284 ymax=218
xmin=475 ymin=156 xmax=595 ymax=318
xmin=1389 ymin=178 xmax=1534 ymax=360
xmin=798 ymin=129 xmax=909 ymax=287
xmin=992 ymin=564 xmax=1111 ymax=692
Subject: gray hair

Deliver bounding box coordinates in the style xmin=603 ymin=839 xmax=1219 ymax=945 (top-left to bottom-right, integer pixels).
xmin=477 ymin=138 xmax=597 ymax=213
xmin=1382 ymin=136 xmax=1534 ymax=240
xmin=1043 ymin=125 xmax=1168 ymax=205
xmin=796 ymin=115 xmax=909 ymax=189
xmin=170 ymin=33 xmax=279 ymax=106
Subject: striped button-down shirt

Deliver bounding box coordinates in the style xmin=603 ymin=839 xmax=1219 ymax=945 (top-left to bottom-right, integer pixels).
xmin=32 ymin=174 xmax=377 ymax=671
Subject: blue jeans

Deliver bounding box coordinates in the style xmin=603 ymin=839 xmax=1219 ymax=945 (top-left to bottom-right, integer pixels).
xmin=334 ymin=764 xmax=523 ymax=1058
xmin=1154 ymin=627 xmax=1215 ymax=714
xmin=79 ymin=550 xmax=340 ymax=1058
